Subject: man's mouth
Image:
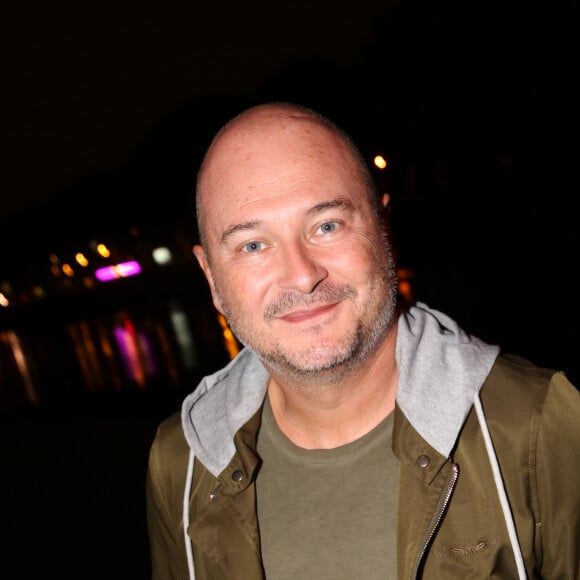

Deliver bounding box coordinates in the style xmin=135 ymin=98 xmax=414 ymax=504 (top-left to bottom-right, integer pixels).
xmin=278 ymin=303 xmax=338 ymax=323
xmin=264 ymin=283 xmax=356 ymax=320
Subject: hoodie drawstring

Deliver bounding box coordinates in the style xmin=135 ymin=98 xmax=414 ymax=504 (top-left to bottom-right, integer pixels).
xmin=473 ymin=392 xmax=527 ymax=579
xmin=183 ymin=450 xmax=196 ymax=580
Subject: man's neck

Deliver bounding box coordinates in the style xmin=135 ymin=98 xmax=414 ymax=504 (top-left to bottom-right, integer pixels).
xmin=266 ymin=322 xmax=398 ymax=449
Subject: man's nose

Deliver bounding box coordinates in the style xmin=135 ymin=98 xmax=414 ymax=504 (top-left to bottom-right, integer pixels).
xmin=277 ymin=242 xmax=328 ymax=293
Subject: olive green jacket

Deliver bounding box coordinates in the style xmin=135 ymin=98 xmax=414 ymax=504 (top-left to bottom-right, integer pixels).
xmin=146 ymin=305 xmax=580 ymax=579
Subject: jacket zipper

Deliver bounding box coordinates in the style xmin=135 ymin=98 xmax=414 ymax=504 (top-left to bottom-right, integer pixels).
xmin=411 ymin=462 xmax=459 ymax=579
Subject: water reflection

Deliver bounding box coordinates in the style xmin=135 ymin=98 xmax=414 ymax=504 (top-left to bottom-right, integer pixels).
xmin=0 ymin=330 xmax=40 ymax=406
xmin=0 ymin=298 xmax=238 ymax=413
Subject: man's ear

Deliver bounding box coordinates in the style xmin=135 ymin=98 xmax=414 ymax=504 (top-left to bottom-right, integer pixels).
xmin=379 ymin=193 xmax=398 ymax=263
xmin=192 ymin=245 xmax=225 ymax=315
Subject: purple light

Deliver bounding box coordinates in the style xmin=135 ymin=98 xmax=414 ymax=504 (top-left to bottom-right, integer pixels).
xmin=95 ymin=260 xmax=142 ymax=282
xmin=95 ymin=266 xmax=117 ymax=282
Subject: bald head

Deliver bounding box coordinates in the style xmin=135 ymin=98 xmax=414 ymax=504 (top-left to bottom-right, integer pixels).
xmin=195 ymin=102 xmax=380 ymax=250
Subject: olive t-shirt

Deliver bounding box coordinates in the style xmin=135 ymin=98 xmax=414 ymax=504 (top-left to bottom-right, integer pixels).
xmin=256 ymin=396 xmax=398 ymax=579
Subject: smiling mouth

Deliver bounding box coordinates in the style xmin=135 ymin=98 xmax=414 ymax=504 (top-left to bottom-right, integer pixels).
xmin=278 ymin=303 xmax=338 ymax=323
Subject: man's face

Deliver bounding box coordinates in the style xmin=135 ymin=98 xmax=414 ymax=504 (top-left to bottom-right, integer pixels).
xmin=194 ymin=112 xmax=398 ymax=384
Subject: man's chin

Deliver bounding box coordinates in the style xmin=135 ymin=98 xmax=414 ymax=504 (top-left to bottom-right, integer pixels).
xmin=259 ymin=345 xmax=356 ymax=377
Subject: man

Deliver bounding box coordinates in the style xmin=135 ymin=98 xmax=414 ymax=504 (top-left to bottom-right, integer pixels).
xmin=146 ymin=102 xmax=580 ymax=579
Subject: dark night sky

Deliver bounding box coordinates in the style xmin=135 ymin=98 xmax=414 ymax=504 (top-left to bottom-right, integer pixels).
xmin=1 ymin=0 xmax=579 ymax=381
xmin=2 ymin=0 xmax=394 ymax=217
xmin=2 ymin=1 xmax=577 ymax=217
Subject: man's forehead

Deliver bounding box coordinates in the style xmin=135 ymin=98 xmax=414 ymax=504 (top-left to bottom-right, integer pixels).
xmin=199 ymin=110 xmax=349 ymax=189
xmin=215 ymin=109 xmax=330 ymax=151
xmin=195 ymin=104 xmax=373 ymax=242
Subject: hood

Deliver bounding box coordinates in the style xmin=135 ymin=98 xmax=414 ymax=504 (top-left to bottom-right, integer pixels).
xmin=181 ymin=302 xmax=500 ymax=475
xmin=396 ymin=302 xmax=499 ymax=456
xmin=181 ymin=348 xmax=270 ymax=477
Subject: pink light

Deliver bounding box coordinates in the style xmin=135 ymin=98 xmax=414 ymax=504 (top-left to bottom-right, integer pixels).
xmin=95 ymin=260 xmax=142 ymax=282
xmin=95 ymin=266 xmax=117 ymax=282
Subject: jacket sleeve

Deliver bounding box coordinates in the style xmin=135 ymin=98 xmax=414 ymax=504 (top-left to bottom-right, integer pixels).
xmin=145 ymin=412 xmax=191 ymax=580
xmin=534 ymin=372 xmax=580 ymax=576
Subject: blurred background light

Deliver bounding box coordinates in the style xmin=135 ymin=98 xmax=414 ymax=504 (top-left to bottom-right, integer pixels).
xmin=75 ymin=252 xmax=89 ymax=267
xmin=374 ymin=155 xmax=387 ymax=169
xmin=95 ymin=260 xmax=142 ymax=282
xmin=217 ymin=313 xmax=240 ymax=359
xmin=169 ymin=302 xmax=198 ymax=370
xmin=96 ymin=243 xmax=111 ymax=258
xmin=32 ymin=286 xmax=46 ymax=299
xmin=152 ymin=246 xmax=173 ymax=265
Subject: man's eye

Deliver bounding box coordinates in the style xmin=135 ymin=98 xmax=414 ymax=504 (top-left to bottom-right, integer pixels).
xmin=241 ymin=241 xmax=265 ymax=253
xmin=317 ymin=221 xmax=338 ymax=235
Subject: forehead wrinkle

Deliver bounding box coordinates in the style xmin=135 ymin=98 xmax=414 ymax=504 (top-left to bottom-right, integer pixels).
xmin=227 ymin=177 xmax=321 ymax=216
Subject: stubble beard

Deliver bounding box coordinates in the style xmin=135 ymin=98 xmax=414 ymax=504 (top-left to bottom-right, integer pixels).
xmin=213 ymin=250 xmax=399 ymax=390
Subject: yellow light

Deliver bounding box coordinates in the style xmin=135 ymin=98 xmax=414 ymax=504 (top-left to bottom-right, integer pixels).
xmin=62 ymin=263 xmax=75 ymax=277
xmin=374 ymin=155 xmax=387 ymax=170
xmin=397 ymin=268 xmax=415 ymax=303
xmin=75 ymin=252 xmax=89 ymax=267
xmin=32 ymin=286 xmax=46 ymax=299
xmin=398 ymin=280 xmax=413 ymax=302
xmin=0 ymin=292 xmax=9 ymax=307
xmin=217 ymin=313 xmax=240 ymax=359
xmin=96 ymin=243 xmax=111 ymax=258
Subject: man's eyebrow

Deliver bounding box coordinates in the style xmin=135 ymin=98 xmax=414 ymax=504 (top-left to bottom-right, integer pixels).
xmin=220 ymin=220 xmax=263 ymax=245
xmin=307 ymin=198 xmax=354 ymax=215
